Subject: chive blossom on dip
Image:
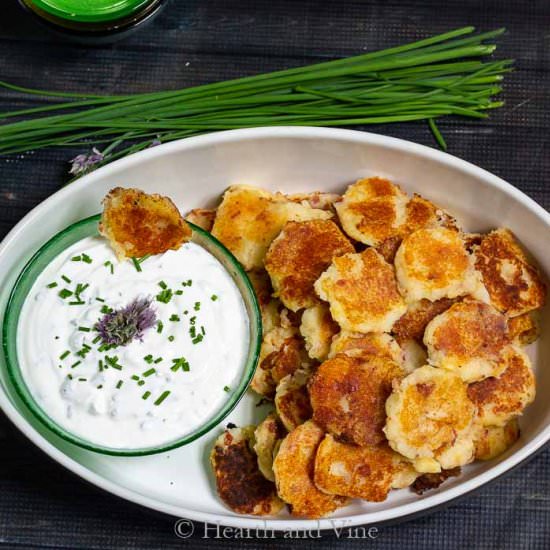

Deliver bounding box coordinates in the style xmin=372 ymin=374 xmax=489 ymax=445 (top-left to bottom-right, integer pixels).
xmin=16 ymin=232 xmax=249 ymax=450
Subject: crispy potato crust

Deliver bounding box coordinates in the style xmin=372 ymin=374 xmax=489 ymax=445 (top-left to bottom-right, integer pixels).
xmin=424 ymin=300 xmax=510 ymax=382
xmin=411 ymin=467 xmax=461 ymax=495
xmin=273 ymin=421 xmax=348 ymax=518
xmin=265 ymin=219 xmax=354 ymax=311
xmin=99 ymin=187 xmax=191 ymax=259
xmin=309 ymin=353 xmax=404 ymax=446
xmin=336 ymin=177 xmax=409 ymax=246
xmin=473 ymin=419 xmax=520 ymax=461
xmin=508 ymin=312 xmax=539 ymax=346
xmin=275 ymin=369 xmax=313 ymax=432
xmin=314 ymin=434 xmax=417 ymax=500
xmin=210 ymin=426 xmax=285 ymax=515
xmin=395 ymin=227 xmax=479 ymax=303
xmin=384 ymin=365 xmax=476 ymax=471
xmin=328 ymin=331 xmax=404 ymax=365
xmin=392 ymin=298 xmax=457 ymax=344
xmin=474 ymin=228 xmax=546 ymax=317
xmin=467 ymin=345 xmax=536 ymax=427
xmin=300 ymin=304 xmax=340 ymax=361
xmin=315 ymin=248 xmax=407 ymax=333
xmin=247 ymin=269 xmax=281 ymax=335
xmin=211 ymin=185 xmax=331 ymax=270
xmin=254 ymin=413 xmax=287 ymax=482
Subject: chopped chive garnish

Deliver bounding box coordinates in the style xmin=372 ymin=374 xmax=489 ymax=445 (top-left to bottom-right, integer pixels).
xmin=82 ymin=253 xmax=92 ymax=264
xmin=200 ymin=326 xmax=205 ymax=335
xmin=138 ymin=380 xmax=145 ymax=386
xmin=70 ymin=360 xmax=81 ymax=369
xmin=183 ymin=310 xmax=189 ymax=315
xmin=171 ymin=357 xmax=190 ymax=372
xmin=95 ymin=297 xmax=105 ymax=303
xmin=78 ymin=326 xmax=91 ymax=332
xmin=67 ymin=374 xmax=73 ymax=380
xmin=104 ymin=355 xmax=122 ymax=370
xmin=144 ymin=354 xmax=154 ymax=364
xmin=175 ymin=289 xmax=183 ymax=295
xmin=158 ymin=280 xmax=168 ymax=289
xmin=168 ymin=335 xmax=175 ymax=342
xmin=68 ymin=300 xmax=85 ymax=305
xmin=104 ymin=260 xmax=114 ymax=274
xmin=100 ymin=305 xmax=113 ymax=314
xmin=61 ymin=275 xmax=71 ymax=284
xmin=154 ymin=390 xmax=171 ymax=406
xmin=78 ymin=377 xmax=87 ymax=382
xmin=116 ymin=380 xmax=123 ymax=389
xmin=58 ymin=289 xmax=73 ymax=299
xmin=192 ymin=334 xmax=204 ymax=344
xmin=92 ymin=335 xmax=101 ymax=344
xmin=169 ymin=314 xmax=180 ymax=322
xmin=59 ymin=350 xmax=70 ymax=360
xmin=131 ymin=375 xmax=140 ymax=381
xmin=194 ymin=302 xmax=201 ymax=311
xmin=71 ymin=255 xmax=81 ymax=261
xmin=156 ymin=320 xmax=164 ymax=333
xmin=189 ymin=316 xmax=196 ymax=324
xmin=223 ymin=385 xmax=230 ymax=392
xmin=98 ymin=359 xmax=104 ymax=372
xmin=97 ymin=384 xmax=103 ymax=389
xmin=154 ymin=357 xmax=163 ymax=364
xmin=131 ymin=257 xmax=142 ymax=272
xmin=143 ymin=368 xmax=156 ymax=377
xmin=156 ymin=288 xmax=173 ymax=304
xmin=142 ymin=391 xmax=151 ymax=400
xmin=211 ymin=294 xmax=218 ymax=301
xmin=47 ymin=282 xmax=58 ymax=288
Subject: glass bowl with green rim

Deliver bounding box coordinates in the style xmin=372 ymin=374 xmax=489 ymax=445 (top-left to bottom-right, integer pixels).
xmin=2 ymin=214 xmax=262 ymax=457
xmin=19 ymin=0 xmax=166 ymax=40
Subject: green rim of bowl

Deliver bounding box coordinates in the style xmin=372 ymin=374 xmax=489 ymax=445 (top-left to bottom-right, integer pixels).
xmin=2 ymin=214 xmax=262 ymax=457
xmin=24 ymin=0 xmax=155 ymax=23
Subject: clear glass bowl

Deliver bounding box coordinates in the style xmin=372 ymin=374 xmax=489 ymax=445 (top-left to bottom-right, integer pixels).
xmin=3 ymin=214 xmax=261 ymax=456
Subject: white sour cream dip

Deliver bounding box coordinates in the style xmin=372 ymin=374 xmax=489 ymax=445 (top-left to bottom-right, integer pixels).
xmin=18 ymin=236 xmax=250 ymax=449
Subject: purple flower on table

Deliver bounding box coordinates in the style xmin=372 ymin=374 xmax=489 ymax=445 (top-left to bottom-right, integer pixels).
xmin=69 ymin=147 xmax=104 ymax=176
xmin=148 ymin=137 xmax=162 ymax=148
xmin=95 ymin=297 xmax=157 ymax=347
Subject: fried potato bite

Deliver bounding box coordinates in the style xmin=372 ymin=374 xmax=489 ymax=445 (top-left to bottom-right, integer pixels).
xmin=184 ymin=208 xmax=216 ymax=232
xmin=328 ymin=331 xmax=404 ymax=366
xmin=314 ymin=434 xmax=417 ymax=501
xmin=309 ymin=353 xmax=404 ymax=446
xmin=508 ymin=312 xmax=539 ymax=346
xmin=424 ymin=300 xmax=510 ymax=382
xmin=315 ymin=249 xmax=407 ymax=333
xmin=392 ymin=298 xmax=457 ymax=344
xmin=384 ymin=365 xmax=477 ymax=472
xmin=251 ymin=326 xmax=309 ymax=398
xmin=273 ymin=421 xmax=348 ymax=518
xmin=265 ymin=219 xmax=354 ymax=311
xmin=467 ymin=345 xmax=536 ymax=427
xmin=300 ymin=304 xmax=340 ymax=361
xmin=211 ymin=185 xmax=331 ymax=270
xmin=335 ymin=177 xmax=409 ymax=246
xmin=210 ymin=426 xmax=285 ymax=515
xmin=400 ymin=339 xmax=428 ymax=373
xmin=254 ymin=413 xmax=287 ymax=482
xmin=247 ymin=269 xmax=281 ymax=335
xmin=473 ymin=419 xmax=520 ymax=461
xmin=99 ymin=187 xmax=191 ymax=259
xmin=275 ymin=369 xmax=313 ymax=432
xmin=474 ymin=228 xmax=546 ymax=317
xmin=395 ymin=227 xmax=480 ymax=303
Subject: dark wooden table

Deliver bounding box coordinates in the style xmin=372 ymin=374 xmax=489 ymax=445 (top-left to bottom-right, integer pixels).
xmin=1 ymin=1 xmax=549 ymax=548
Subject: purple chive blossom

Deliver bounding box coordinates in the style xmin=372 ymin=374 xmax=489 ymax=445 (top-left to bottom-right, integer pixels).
xmin=69 ymin=147 xmax=104 ymax=176
xmin=95 ymin=297 xmax=157 ymax=347
xmin=148 ymin=137 xmax=161 ymax=148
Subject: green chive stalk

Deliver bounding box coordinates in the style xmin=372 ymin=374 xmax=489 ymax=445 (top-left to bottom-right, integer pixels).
xmin=0 ymin=27 xmax=511 ymax=159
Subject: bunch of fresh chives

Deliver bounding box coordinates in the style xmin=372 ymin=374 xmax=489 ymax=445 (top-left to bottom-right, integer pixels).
xmin=0 ymin=26 xmax=512 ymax=162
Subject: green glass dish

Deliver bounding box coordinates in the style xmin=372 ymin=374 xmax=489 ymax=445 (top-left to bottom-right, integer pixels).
xmin=2 ymin=214 xmax=261 ymax=457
